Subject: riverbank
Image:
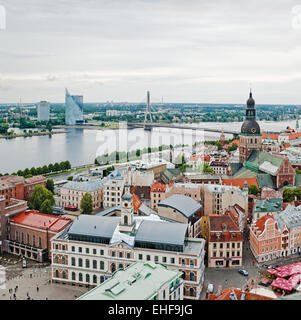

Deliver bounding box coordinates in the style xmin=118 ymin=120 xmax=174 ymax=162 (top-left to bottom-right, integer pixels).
xmin=0 ymin=130 xmax=67 ymax=139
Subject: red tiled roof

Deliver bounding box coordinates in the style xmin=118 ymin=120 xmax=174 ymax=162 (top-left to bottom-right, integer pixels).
xmin=212 ymin=287 xmax=274 ymax=300
xmin=262 ymin=133 xmax=279 ymax=140
xmin=150 ymin=182 xmax=173 ymax=193
xmin=251 ymin=215 xmax=275 ymax=236
xmin=222 ymin=177 xmax=258 ymax=189
xmin=10 ymin=210 xmax=72 ymax=232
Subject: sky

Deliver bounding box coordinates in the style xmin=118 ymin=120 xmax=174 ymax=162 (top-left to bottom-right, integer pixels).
xmin=0 ymin=0 xmax=301 ymax=104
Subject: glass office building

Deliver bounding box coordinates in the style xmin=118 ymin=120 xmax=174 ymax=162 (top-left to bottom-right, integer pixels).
xmin=65 ymin=89 xmax=84 ymax=125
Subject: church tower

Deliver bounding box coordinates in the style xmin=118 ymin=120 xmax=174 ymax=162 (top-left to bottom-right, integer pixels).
xmin=119 ymin=184 xmax=135 ymax=233
xmin=239 ymin=91 xmax=262 ymax=164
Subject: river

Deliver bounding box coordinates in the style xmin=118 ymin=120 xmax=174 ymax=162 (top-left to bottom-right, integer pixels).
xmin=0 ymin=120 xmax=297 ymax=174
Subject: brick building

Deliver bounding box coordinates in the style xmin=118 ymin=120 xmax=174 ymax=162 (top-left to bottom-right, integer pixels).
xmin=7 ymin=210 xmax=72 ymax=262
xmin=0 ymin=175 xmax=46 ymax=204
xmin=0 ymin=197 xmax=27 ymax=253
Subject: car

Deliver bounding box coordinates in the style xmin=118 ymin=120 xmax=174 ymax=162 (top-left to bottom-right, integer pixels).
xmin=238 ymin=269 xmax=248 ymax=276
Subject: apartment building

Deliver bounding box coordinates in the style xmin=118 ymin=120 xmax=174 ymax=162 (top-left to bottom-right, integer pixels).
xmin=60 ymin=180 xmax=103 ymax=210
xmin=207 ymin=214 xmax=243 ymax=268
xmin=202 ymin=184 xmax=248 ymax=217
xmin=103 ymin=177 xmax=126 ymax=209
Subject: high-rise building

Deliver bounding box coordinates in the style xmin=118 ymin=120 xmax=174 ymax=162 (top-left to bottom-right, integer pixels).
xmin=65 ymin=89 xmax=84 ymax=125
xmin=37 ymin=101 xmax=50 ymax=121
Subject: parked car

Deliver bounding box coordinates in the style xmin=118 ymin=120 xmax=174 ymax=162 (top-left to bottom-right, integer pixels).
xmin=238 ymin=269 xmax=248 ymax=276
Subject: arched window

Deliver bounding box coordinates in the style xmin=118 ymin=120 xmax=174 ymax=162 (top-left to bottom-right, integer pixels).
xmin=100 ymin=261 xmax=104 ymax=270
xmin=86 ymin=274 xmax=90 ymax=283
xmin=190 ymin=272 xmax=195 ymax=281
xmin=189 ymin=288 xmax=195 ymax=297
xmin=71 ymin=257 xmax=76 ymax=266
xmin=86 ymin=259 xmax=90 ymax=268
xmin=111 ymin=263 xmax=116 ymax=273
xmin=62 ymin=271 xmax=66 ymax=279
xmin=55 ymin=255 xmax=59 ymax=264
xmin=100 ymin=276 xmax=104 ymax=283
xmin=79 ymin=273 xmax=83 ymax=281
xmin=62 ymin=256 xmax=66 ymax=265
xmin=93 ymin=260 xmax=97 ymax=269
xmin=55 ymin=270 xmax=59 ymax=278
xmin=93 ymin=275 xmax=97 ymax=284
xmin=78 ymin=258 xmax=83 ymax=267
xmin=124 ymin=215 xmax=128 ymax=225
xmin=72 ymin=272 xmax=76 ymax=281
xmin=118 ymin=264 xmax=123 ymax=270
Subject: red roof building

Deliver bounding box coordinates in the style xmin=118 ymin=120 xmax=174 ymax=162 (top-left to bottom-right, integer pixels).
xmin=208 ymin=214 xmax=243 ymax=268
xmin=222 ymin=177 xmax=258 ymax=189
xmin=208 ymin=287 xmax=274 ymax=300
xmin=8 ymin=210 xmax=72 ymax=262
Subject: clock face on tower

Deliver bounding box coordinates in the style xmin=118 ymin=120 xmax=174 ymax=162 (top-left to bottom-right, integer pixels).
xmin=251 ymin=127 xmax=257 ymax=133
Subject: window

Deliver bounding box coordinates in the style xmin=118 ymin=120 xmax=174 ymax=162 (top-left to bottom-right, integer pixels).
xmin=15 ymin=231 xmax=18 ymax=242
xmin=111 ymin=251 xmax=116 ymax=257
xmin=147 ymin=255 xmax=151 ymax=261
xmin=33 ymin=235 xmax=36 ymax=247
xmin=72 ymin=246 xmax=75 ymax=252
xmin=111 ymin=263 xmax=116 ymax=273
xmin=93 ymin=249 xmax=96 ymax=255
xmin=54 ymin=255 xmax=59 ymax=264
xmin=71 ymin=257 xmax=76 ymax=266
xmin=127 ymin=252 xmax=131 ymax=259
xmin=119 ymin=252 xmax=123 ymax=258
xmin=26 ymin=234 xmax=30 ymax=244
xmin=138 ymin=254 xmax=143 ymax=260
xmin=93 ymin=275 xmax=97 ymax=284
xmin=189 ymin=288 xmax=195 ymax=297
xmin=155 ymin=256 xmax=159 ymax=262
xmin=85 ymin=259 xmax=90 ymax=268
xmin=190 ymin=272 xmax=195 ymax=281
xmin=39 ymin=237 xmax=42 ymax=248
xmin=100 ymin=249 xmax=104 ymax=255
xmin=86 ymin=274 xmax=90 ymax=283
xmin=93 ymin=260 xmax=97 ymax=269
xmin=86 ymin=248 xmax=89 ymax=254
xmin=62 ymin=271 xmax=66 ymax=279
xmin=162 ymin=257 xmax=167 ymax=263
xmin=78 ymin=247 xmax=82 ymax=253
xmin=100 ymin=261 xmax=104 ymax=270
xmin=78 ymin=258 xmax=83 ymax=267
xmin=61 ymin=256 xmax=66 ymax=265
xmin=118 ymin=264 xmax=123 ymax=270
xmin=55 ymin=270 xmax=59 ymax=278
xmin=72 ymin=272 xmax=76 ymax=281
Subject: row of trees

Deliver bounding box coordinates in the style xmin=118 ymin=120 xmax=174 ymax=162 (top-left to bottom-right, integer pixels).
xmin=12 ymin=161 xmax=72 ymax=178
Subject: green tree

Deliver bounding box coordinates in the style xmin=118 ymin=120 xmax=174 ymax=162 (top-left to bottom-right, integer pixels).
xmin=54 ymin=162 xmax=61 ymax=172
xmin=198 ymin=163 xmax=214 ymax=174
xmin=40 ymin=199 xmax=53 ymax=215
xmin=248 ymin=184 xmax=260 ymax=196
xmin=46 ymin=179 xmax=54 ymax=193
xmin=48 ymin=163 xmax=54 ymax=172
xmin=80 ymin=193 xmax=93 ymax=215
xmin=67 ymin=176 xmax=73 ymax=181
xmin=30 ymin=167 xmax=37 ymax=176
xmin=28 ymin=185 xmax=55 ymax=211
xmin=17 ymin=170 xmax=24 ymax=177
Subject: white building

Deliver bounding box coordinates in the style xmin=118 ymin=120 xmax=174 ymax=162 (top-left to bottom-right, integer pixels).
xmin=51 ymin=188 xmax=206 ymax=300
xmin=37 ymin=101 xmax=50 ymax=121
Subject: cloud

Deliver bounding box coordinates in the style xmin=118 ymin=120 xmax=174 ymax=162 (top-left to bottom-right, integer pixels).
xmin=0 ymin=0 xmax=300 ymax=103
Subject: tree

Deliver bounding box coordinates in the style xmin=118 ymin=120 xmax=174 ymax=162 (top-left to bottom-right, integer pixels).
xmin=54 ymin=162 xmax=61 ymax=172
xmin=28 ymin=185 xmax=55 ymax=211
xmin=46 ymin=179 xmax=54 ymax=193
xmin=48 ymin=163 xmax=54 ymax=173
xmin=17 ymin=170 xmax=24 ymax=177
xmin=30 ymin=167 xmax=37 ymax=176
xmin=248 ymin=184 xmax=260 ymax=196
xmin=80 ymin=193 xmax=93 ymax=215
xmin=46 ymin=121 xmax=52 ymax=133
xmin=198 ymin=163 xmax=214 ymax=174
xmin=67 ymin=176 xmax=73 ymax=181
xmin=40 ymin=199 xmax=53 ymax=215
